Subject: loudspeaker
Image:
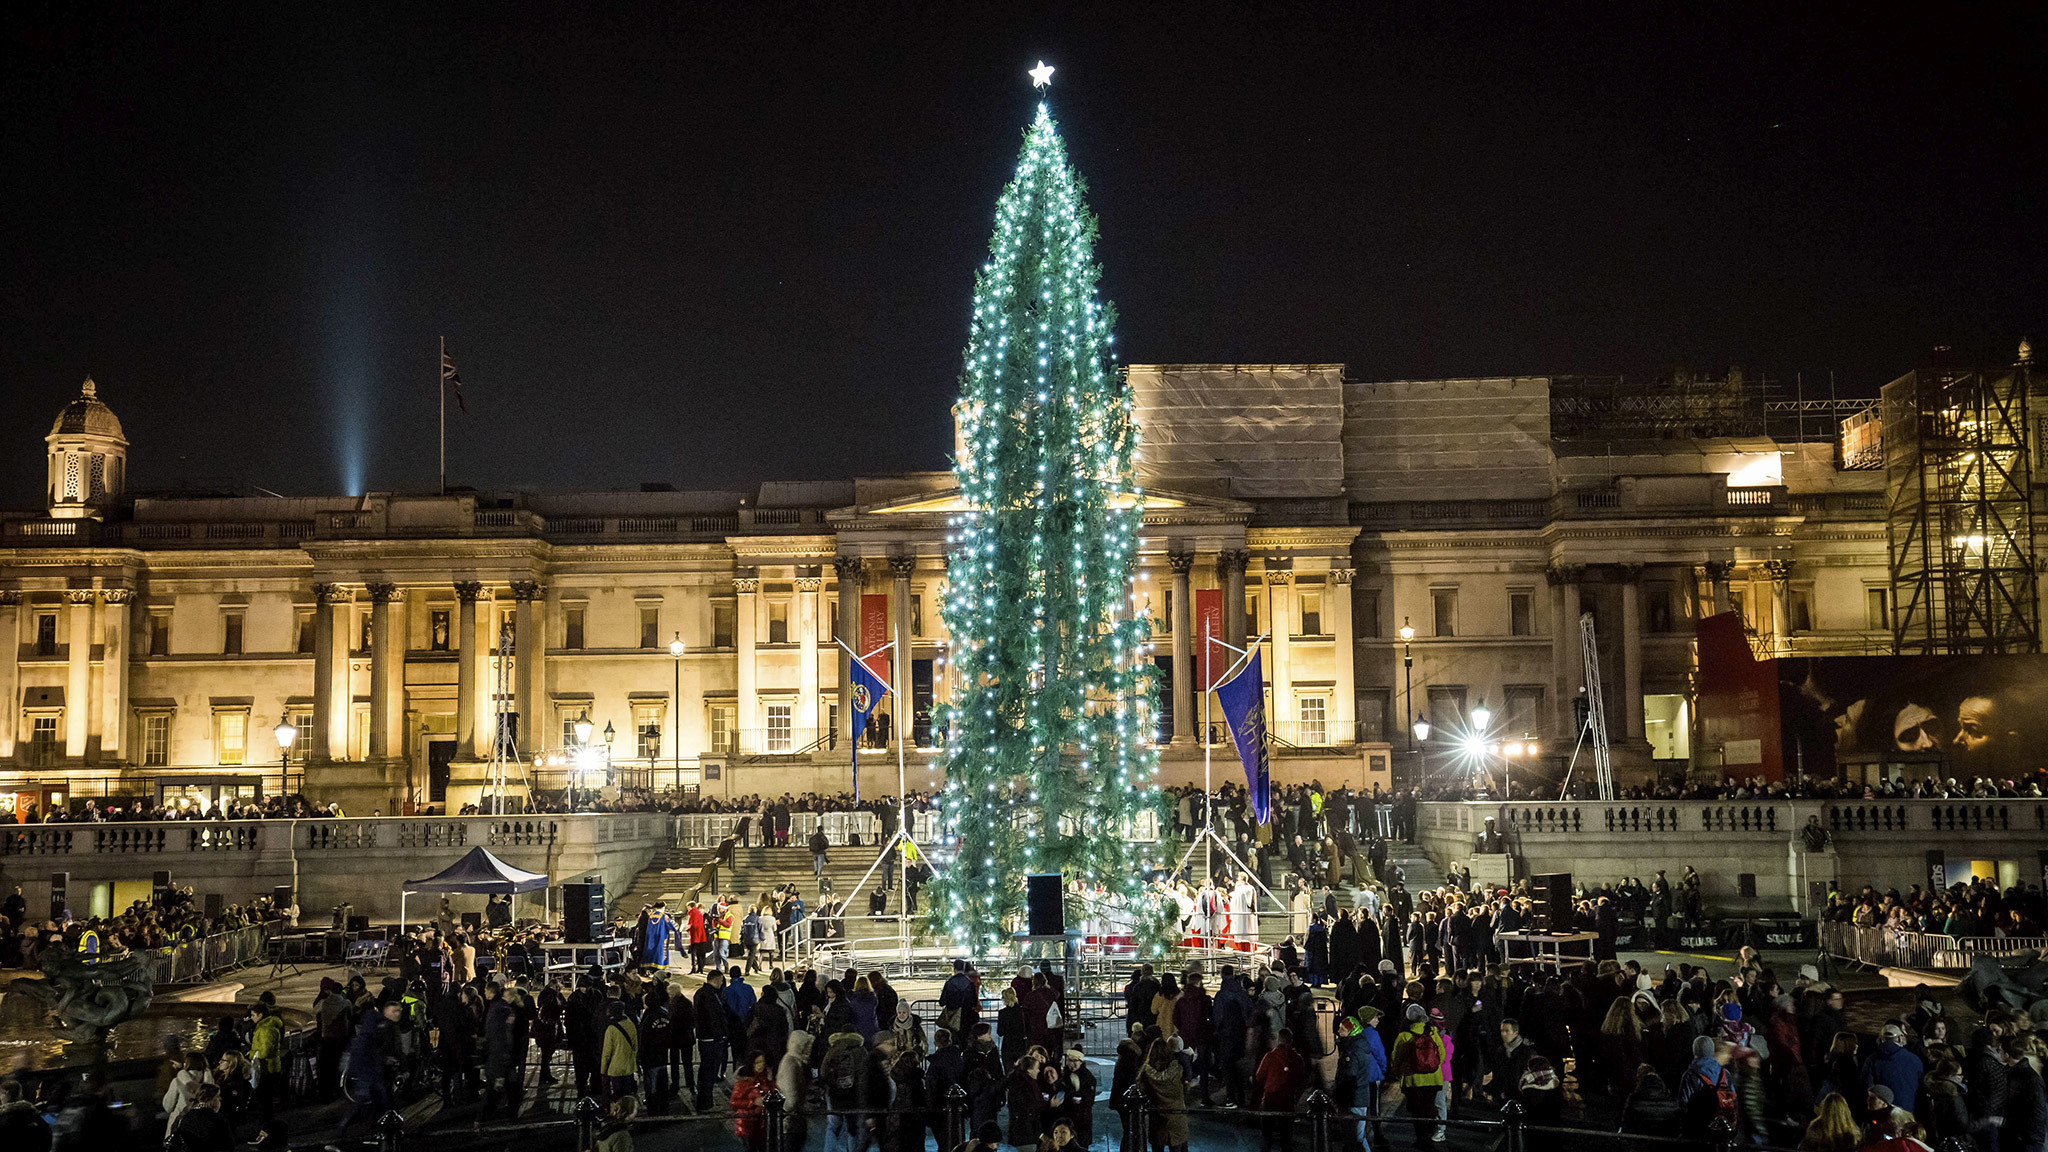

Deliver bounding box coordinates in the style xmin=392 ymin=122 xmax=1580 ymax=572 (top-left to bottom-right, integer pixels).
xmin=563 ymin=882 xmax=606 ymax=944
xmin=273 ymin=885 xmax=294 ymax=910
xmin=1025 ymin=873 xmax=1064 ymax=936
xmin=49 ymin=872 xmax=67 ymax=921
xmin=1738 ymin=873 xmax=1757 ymax=899
xmin=461 ymin=912 xmax=483 ymax=931
xmin=154 ymin=870 xmax=173 ymax=909
xmin=346 ymin=915 xmax=370 ymax=933
xmin=206 ymin=893 xmax=226 ymax=919
xmin=1534 ymin=872 xmax=1573 ymax=930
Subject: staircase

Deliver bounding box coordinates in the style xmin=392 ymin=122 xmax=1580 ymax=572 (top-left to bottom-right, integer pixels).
xmin=1386 ymin=839 xmax=1446 ymax=891
xmin=611 ymin=842 xmax=914 ymax=926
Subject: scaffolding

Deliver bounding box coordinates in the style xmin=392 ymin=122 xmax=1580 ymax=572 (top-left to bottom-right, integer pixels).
xmin=1550 ymin=369 xmax=1767 ymax=441
xmin=1884 ymin=363 xmax=2040 ymax=655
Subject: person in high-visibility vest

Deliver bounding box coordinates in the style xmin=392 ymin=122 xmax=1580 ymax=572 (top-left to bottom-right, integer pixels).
xmin=77 ymin=926 xmax=101 ymax=960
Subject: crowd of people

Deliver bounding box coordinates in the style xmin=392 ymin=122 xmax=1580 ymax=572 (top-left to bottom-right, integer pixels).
xmin=1824 ymin=877 xmax=2045 ymax=940
xmin=0 ymin=883 xmax=290 ymax=970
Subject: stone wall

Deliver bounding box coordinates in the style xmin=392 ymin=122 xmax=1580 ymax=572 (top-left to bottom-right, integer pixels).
xmin=1418 ymin=799 xmax=2048 ymax=914
xmin=0 ymin=812 xmax=671 ymax=923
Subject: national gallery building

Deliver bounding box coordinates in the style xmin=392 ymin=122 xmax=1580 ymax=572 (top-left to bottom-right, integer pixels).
xmin=0 ymin=362 xmax=1977 ymax=815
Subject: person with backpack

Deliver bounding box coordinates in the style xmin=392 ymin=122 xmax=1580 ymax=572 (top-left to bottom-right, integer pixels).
xmin=1675 ymin=1035 xmax=1735 ymax=1141
xmin=820 ymin=1032 xmax=869 ymax=1152
xmin=1389 ymin=1003 xmax=1445 ymax=1144
xmin=1336 ymin=1008 xmax=1389 ymax=1151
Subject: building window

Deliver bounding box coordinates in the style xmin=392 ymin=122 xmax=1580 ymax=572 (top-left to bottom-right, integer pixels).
xmin=1431 ymin=588 xmax=1458 ymax=638
xmin=827 ymin=598 xmax=840 ymax=641
xmin=639 ymin=606 xmax=660 ymax=649
xmin=1503 ymin=684 xmax=1546 ymax=733
xmin=713 ymin=603 xmax=736 ymax=649
xmin=1644 ymin=693 xmax=1691 ymax=759
xmin=1790 ymin=587 xmax=1814 ymax=633
xmin=214 ymin=712 xmax=247 ymax=766
xmin=1427 ymin=685 xmax=1467 ymax=734
xmin=1159 ymin=588 xmax=1173 ymax=634
xmin=1509 ymin=590 xmax=1533 ymax=637
xmin=1357 ymin=589 xmax=1381 ymax=639
xmin=1646 ymin=582 xmax=1675 ymax=632
xmin=910 ymin=594 xmax=924 ymax=637
xmin=765 ymin=703 xmax=793 ymax=752
xmin=1299 ymin=592 xmax=1323 ymax=637
xmin=291 ymin=713 xmax=312 ymax=763
xmin=1357 ymin=689 xmax=1390 ymax=742
xmin=1866 ymin=587 xmax=1890 ymax=631
xmin=36 ymin=613 xmax=58 ymax=657
xmin=561 ymin=711 xmax=585 ymax=749
xmin=767 ymin=600 xmax=789 ymax=644
xmin=427 ymin=609 xmax=450 ymax=651
xmin=141 ymin=713 xmax=170 ymax=766
xmin=357 ymin=611 xmax=373 ymax=654
xmin=1729 ymin=588 xmax=1748 ymax=629
xmin=1244 ymin=591 xmax=1260 ymax=640
xmin=151 ymin=611 xmax=172 ymax=656
xmin=563 ymin=607 xmax=585 ymax=650
xmin=498 ymin=608 xmax=516 ymax=647
xmin=221 ymin=612 xmax=244 ymax=656
xmin=29 ymin=715 xmax=60 ymax=766
xmin=1298 ymin=696 xmax=1328 ymax=745
xmin=707 ymin=705 xmax=735 ymax=755
xmin=296 ymin=610 xmax=314 ymax=654
xmin=634 ymin=705 xmax=664 ymax=760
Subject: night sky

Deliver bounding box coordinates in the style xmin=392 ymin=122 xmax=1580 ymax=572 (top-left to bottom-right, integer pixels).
xmin=4 ymin=3 xmax=2043 ymax=506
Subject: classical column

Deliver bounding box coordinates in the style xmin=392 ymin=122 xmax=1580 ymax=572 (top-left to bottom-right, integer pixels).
xmin=311 ymin=583 xmax=336 ymax=763
xmin=1266 ymin=570 xmax=1293 ymax=725
xmin=1619 ymin=565 xmax=1645 ymax=741
xmin=890 ymin=555 xmax=915 ymax=752
xmin=0 ymin=591 xmax=18 ymax=759
xmin=1168 ymin=551 xmax=1195 ymax=743
xmin=64 ymin=590 xmax=94 ymax=758
xmin=366 ymin=583 xmax=398 ymax=760
xmin=1765 ymin=560 xmax=1794 ymax=652
xmin=454 ymin=581 xmax=484 ymax=760
xmin=1547 ymin=565 xmax=1584 ymax=741
xmin=735 ymin=571 xmax=759 ymax=754
xmin=1329 ymin=569 xmax=1357 ymax=742
xmin=796 ymin=574 xmax=822 ymax=741
xmin=1219 ymin=549 xmax=1249 ymax=650
xmin=834 ymin=556 xmax=863 ymax=748
xmin=99 ymin=589 xmax=131 ymax=760
xmin=1702 ymin=560 xmax=1733 ymax=616
xmin=510 ymin=581 xmax=543 ymax=757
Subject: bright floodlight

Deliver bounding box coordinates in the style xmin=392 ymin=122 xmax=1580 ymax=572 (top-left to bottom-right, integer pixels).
xmin=1462 ymin=734 xmax=1486 ymax=754
xmin=273 ymin=718 xmax=297 ymax=749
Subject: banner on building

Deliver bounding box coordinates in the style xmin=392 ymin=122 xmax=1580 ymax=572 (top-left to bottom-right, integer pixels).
xmin=1927 ymin=850 xmax=1947 ymax=892
xmin=1773 ymin=653 xmax=2048 ymax=781
xmin=1695 ymin=612 xmax=1783 ymax=781
xmin=1195 ymin=589 xmax=1225 ymax=689
xmin=860 ymin=594 xmax=892 ymax=680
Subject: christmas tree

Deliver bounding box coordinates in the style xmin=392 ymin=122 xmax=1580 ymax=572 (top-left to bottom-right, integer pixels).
xmin=931 ymin=91 xmax=1164 ymax=950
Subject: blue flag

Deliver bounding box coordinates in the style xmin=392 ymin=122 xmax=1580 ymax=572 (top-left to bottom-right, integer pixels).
xmin=1214 ymin=652 xmax=1271 ymax=824
xmin=847 ymin=654 xmax=890 ymax=804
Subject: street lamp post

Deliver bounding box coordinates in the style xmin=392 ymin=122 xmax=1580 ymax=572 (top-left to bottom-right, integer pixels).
xmin=669 ymin=633 xmax=686 ymax=792
xmin=572 ymin=712 xmax=594 ymax=811
xmin=602 ymin=721 xmax=616 ymax=803
xmin=273 ymin=717 xmax=298 ymax=801
xmin=1399 ymin=618 xmax=1416 ymax=752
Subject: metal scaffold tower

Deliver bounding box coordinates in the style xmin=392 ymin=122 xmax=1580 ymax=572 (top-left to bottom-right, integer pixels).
xmin=1578 ymin=611 xmax=1614 ymax=800
xmin=1885 ymin=359 xmax=2040 ymax=654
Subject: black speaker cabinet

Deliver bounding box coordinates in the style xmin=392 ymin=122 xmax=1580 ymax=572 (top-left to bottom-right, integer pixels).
xmin=1533 ymin=872 xmax=1573 ymax=930
xmin=1738 ymin=873 xmax=1757 ymax=899
xmin=205 ymin=892 xmax=226 ymax=919
xmin=460 ymin=911 xmax=483 ymax=931
xmin=346 ymin=915 xmax=370 ymax=933
xmin=1025 ymin=873 xmax=1064 ymax=936
xmin=563 ymin=882 xmax=605 ymax=944
xmin=273 ymin=885 xmax=294 ymax=910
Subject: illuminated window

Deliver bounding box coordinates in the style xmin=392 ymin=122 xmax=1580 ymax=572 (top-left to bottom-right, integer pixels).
xmin=1644 ymin=694 xmax=1691 ymax=760
xmin=28 ymin=716 xmax=59 ymax=766
xmin=291 ymin=714 xmax=313 ymax=763
xmin=1299 ymin=696 xmax=1327 ymax=745
xmin=634 ymin=704 xmax=664 ymax=760
xmin=214 ymin=711 xmax=247 ymax=766
xmin=766 ymin=704 xmax=792 ymax=752
xmin=707 ymin=705 xmax=736 ymax=755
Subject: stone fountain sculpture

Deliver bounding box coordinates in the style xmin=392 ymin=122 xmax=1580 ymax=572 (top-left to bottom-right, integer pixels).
xmin=12 ymin=947 xmax=157 ymax=1042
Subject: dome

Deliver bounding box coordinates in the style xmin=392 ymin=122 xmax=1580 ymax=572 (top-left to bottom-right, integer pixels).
xmin=48 ymin=378 xmax=126 ymax=443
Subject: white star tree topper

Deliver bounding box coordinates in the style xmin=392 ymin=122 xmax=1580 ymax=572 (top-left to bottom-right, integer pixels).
xmin=1029 ymin=60 xmax=1054 ymax=88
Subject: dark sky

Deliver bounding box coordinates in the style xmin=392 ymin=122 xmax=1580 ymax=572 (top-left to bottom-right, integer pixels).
xmin=4 ymin=2 xmax=2043 ymax=505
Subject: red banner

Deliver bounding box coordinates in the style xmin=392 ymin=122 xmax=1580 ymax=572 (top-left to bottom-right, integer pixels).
xmin=1195 ymin=589 xmax=1225 ymax=689
xmin=1695 ymin=612 xmax=1781 ymax=782
xmin=860 ymin=593 xmax=893 ymax=680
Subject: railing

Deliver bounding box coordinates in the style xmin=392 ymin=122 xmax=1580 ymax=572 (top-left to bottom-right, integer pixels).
xmin=1433 ymin=799 xmax=2048 ymax=838
xmin=731 ymin=727 xmax=829 ymax=757
xmin=2 ymin=822 xmax=265 ymax=856
xmin=1266 ymin=719 xmax=1358 ymax=748
xmin=673 ymin=811 xmax=884 ymax=848
xmin=2 ymin=813 xmax=664 ymax=857
xmin=135 ymin=923 xmax=272 ymax=983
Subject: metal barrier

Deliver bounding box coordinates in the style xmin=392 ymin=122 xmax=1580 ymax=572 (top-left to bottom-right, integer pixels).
xmin=673 ymin=810 xmax=887 ymax=848
xmin=134 ymin=923 xmax=272 ymax=983
xmin=1820 ymin=921 xmax=1957 ymax=969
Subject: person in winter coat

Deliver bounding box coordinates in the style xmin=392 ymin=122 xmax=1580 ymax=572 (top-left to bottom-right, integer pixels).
xmin=1111 ymin=1037 xmax=1145 ymax=1152
xmin=1139 ymin=1039 xmax=1191 ymax=1152
xmin=886 ymin=1043 xmax=928 ymax=1152
xmin=1055 ymin=1049 xmax=1098 ymax=1148
xmin=1965 ymin=1028 xmax=2010 ymax=1143
xmin=1007 ymin=1053 xmax=1049 ymax=1148
xmin=1256 ymin=1028 xmax=1312 ymax=1152
xmin=247 ymin=1005 xmax=284 ymax=1121
xmin=1675 ymin=1036 xmax=1732 ymax=1141
xmin=1336 ymin=1007 xmax=1389 ymax=1147
xmin=1862 ymin=1024 xmax=1926 ymax=1111
xmin=1390 ymin=1003 xmax=1445 ymax=1145
xmin=775 ymin=1031 xmax=815 ymax=1146
xmin=1919 ymin=1058 xmax=1977 ymax=1147
xmin=1620 ymin=1066 xmax=1683 ymax=1137
xmin=820 ymin=1032 xmax=870 ymax=1152
xmin=481 ymin=985 xmax=527 ymax=1123
xmin=729 ymin=1052 xmax=776 ymax=1152
xmin=171 ymin=1084 xmax=232 ymax=1152
xmin=0 ymin=1080 xmax=50 ymax=1152
xmin=601 ymin=1001 xmax=641 ymax=1104
xmin=597 ymin=1096 xmax=637 ymax=1152
xmin=1517 ymin=1057 xmax=1565 ymax=1152
xmin=2002 ymin=1034 xmax=2048 ymax=1152
xmin=1494 ymin=1019 xmax=1536 ymax=1105
xmin=1211 ymin=967 xmax=1253 ymax=1108
xmin=162 ymin=1053 xmax=215 ymax=1134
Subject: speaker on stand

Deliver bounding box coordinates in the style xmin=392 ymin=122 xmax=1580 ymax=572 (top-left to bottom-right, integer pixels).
xmin=563 ymin=882 xmax=606 ymax=944
xmin=1026 ymin=873 xmax=1064 ymax=936
xmin=1532 ymin=872 xmax=1574 ymax=932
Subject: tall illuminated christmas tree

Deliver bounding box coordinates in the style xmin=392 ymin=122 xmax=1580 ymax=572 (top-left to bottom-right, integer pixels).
xmin=932 ymin=70 xmax=1163 ymax=950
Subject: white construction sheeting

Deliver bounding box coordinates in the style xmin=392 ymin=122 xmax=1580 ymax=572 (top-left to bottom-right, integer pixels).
xmin=1128 ymin=364 xmax=1346 ymax=499
xmin=1343 ymin=378 xmax=1553 ymax=502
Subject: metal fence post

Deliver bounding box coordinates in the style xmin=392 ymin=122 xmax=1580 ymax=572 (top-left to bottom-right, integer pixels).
xmin=1303 ymin=1088 xmax=1335 ymax=1152
xmin=1501 ymin=1098 xmax=1525 ymax=1152
xmin=1122 ymin=1082 xmax=1150 ymax=1152
xmin=377 ymin=1108 xmax=406 ymax=1152
xmin=575 ymin=1096 xmax=602 ymax=1151
xmin=763 ymin=1087 xmax=786 ymax=1152
xmin=943 ymin=1083 xmax=970 ymax=1149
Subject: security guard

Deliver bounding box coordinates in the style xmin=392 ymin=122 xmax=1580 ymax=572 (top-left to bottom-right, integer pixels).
xmin=77 ymin=922 xmax=101 ymax=961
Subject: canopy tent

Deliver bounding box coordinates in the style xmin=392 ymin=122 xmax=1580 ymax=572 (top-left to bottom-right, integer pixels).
xmin=399 ymin=847 xmax=551 ymax=933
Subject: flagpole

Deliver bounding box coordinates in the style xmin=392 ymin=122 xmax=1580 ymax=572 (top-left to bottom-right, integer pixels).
xmin=896 ymin=618 xmax=909 ymax=964
xmin=1202 ymin=618 xmax=1212 ymax=882
xmin=438 ymin=335 xmax=446 ymax=496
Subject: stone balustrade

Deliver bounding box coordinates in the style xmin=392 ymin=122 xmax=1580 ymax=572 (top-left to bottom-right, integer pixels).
xmin=0 ymin=813 xmax=674 ymax=921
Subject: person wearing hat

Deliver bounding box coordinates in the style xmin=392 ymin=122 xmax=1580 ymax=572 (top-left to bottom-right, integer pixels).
xmin=1391 ymin=1002 xmax=1446 ymax=1143
xmin=1336 ymin=1006 xmax=1389 ymax=1149
xmin=1862 ymin=1023 xmax=1925 ymax=1113
xmin=1057 ymin=1049 xmax=1097 ymax=1147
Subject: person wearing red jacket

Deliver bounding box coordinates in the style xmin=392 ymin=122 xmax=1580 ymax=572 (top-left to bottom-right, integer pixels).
xmin=1255 ymin=1027 xmax=1312 ymax=1152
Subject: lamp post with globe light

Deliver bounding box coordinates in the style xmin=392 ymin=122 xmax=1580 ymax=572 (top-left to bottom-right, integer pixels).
xmin=273 ymin=717 xmax=298 ymax=800
xmin=602 ymin=721 xmax=616 ymax=805
xmin=572 ymin=712 xmax=594 ymax=811
xmin=669 ymin=633 xmax=685 ymax=791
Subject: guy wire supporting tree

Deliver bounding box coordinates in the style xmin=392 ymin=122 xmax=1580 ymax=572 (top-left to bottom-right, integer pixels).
xmin=930 ymin=96 xmax=1164 ymax=951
